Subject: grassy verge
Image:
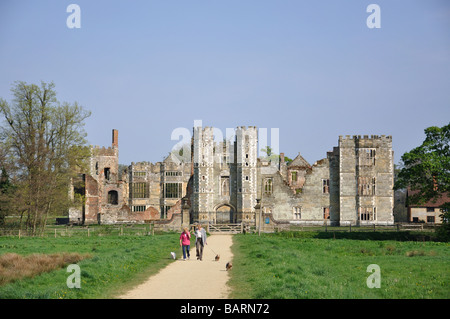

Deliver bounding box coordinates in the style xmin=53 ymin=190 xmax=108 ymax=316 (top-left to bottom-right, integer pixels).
xmin=0 ymin=233 xmax=181 ymax=299
xmin=229 ymin=232 xmax=450 ymax=299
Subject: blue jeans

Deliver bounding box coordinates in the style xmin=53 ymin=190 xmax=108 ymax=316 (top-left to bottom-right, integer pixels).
xmin=182 ymin=245 xmax=190 ymax=259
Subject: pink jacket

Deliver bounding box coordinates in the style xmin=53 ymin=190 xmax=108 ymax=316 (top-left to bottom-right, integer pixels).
xmin=180 ymin=232 xmax=191 ymax=246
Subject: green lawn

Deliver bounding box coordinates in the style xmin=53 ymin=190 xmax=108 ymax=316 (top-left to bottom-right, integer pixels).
xmin=228 ymin=233 xmax=450 ymax=299
xmin=0 ymin=233 xmax=181 ymax=299
xmin=1 ymin=230 xmax=449 ymax=299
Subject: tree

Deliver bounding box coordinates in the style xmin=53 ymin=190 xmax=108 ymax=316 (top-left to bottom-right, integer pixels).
xmin=394 ymin=123 xmax=450 ymax=240
xmin=0 ymin=167 xmax=15 ymax=225
xmin=0 ymin=81 xmax=91 ymax=235
xmin=284 ymin=156 xmax=293 ymax=165
xmin=260 ymin=145 xmax=280 ymax=164
xmin=261 ymin=146 xmax=273 ymax=157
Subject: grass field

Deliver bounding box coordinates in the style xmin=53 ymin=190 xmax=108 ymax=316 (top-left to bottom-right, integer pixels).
xmin=229 ymin=232 xmax=450 ymax=299
xmin=0 ymin=229 xmax=448 ymax=299
xmin=0 ymin=233 xmax=181 ymax=299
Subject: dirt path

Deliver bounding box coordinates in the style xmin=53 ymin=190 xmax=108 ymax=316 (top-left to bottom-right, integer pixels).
xmin=120 ymin=234 xmax=234 ymax=299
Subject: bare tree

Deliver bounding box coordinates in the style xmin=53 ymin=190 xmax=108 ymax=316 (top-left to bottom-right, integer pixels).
xmin=0 ymin=81 xmax=91 ymax=235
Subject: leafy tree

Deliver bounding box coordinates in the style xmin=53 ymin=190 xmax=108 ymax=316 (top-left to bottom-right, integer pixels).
xmin=0 ymin=81 xmax=91 ymax=235
xmin=260 ymin=145 xmax=280 ymax=164
xmin=284 ymin=156 xmax=293 ymax=165
xmin=394 ymin=123 xmax=450 ymax=240
xmin=261 ymin=146 xmax=273 ymax=157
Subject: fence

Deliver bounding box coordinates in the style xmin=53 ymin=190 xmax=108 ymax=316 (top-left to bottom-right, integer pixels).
xmin=283 ymin=223 xmax=437 ymax=233
xmin=208 ymin=223 xmax=243 ymax=234
xmin=0 ymin=224 xmax=155 ymax=238
xmin=0 ymin=222 xmax=438 ymax=238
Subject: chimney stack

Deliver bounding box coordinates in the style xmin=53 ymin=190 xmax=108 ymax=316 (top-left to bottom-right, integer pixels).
xmin=112 ymin=129 xmax=118 ymax=148
xmin=280 ymin=152 xmax=285 ymax=165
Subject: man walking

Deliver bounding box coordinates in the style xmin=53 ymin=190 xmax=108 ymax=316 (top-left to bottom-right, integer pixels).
xmin=195 ymin=224 xmax=207 ymax=261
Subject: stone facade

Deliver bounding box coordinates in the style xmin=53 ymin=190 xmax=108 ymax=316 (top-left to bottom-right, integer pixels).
xmin=190 ymin=127 xmax=394 ymax=227
xmin=70 ymin=128 xmax=394 ymax=227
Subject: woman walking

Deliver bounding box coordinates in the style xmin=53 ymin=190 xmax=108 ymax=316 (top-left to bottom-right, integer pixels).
xmin=179 ymin=227 xmax=191 ymax=261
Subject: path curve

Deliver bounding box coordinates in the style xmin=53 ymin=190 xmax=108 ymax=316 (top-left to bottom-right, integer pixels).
xmin=120 ymin=234 xmax=234 ymax=299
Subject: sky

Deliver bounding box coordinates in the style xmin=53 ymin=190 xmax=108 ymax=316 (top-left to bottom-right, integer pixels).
xmin=1 ymin=0 xmax=449 ymax=166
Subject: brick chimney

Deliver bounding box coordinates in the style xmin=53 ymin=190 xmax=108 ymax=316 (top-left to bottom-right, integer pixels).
xmin=280 ymin=152 xmax=285 ymax=165
xmin=112 ymin=129 xmax=118 ymax=148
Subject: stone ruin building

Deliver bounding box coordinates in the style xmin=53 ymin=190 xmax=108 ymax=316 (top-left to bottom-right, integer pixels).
xmin=69 ymin=126 xmax=395 ymax=229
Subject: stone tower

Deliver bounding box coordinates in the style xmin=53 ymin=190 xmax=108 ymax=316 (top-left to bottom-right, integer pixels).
xmin=337 ymin=135 xmax=394 ymax=225
xmin=235 ymin=126 xmax=258 ymax=222
xmin=192 ymin=126 xmax=215 ymax=223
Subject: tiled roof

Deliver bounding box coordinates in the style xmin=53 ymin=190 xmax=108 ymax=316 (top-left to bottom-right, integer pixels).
xmin=406 ymin=189 xmax=450 ymax=207
xmin=288 ymin=152 xmax=310 ymax=168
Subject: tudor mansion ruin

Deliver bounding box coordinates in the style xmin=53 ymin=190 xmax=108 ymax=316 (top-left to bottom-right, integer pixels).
xmin=69 ymin=126 xmax=395 ymax=229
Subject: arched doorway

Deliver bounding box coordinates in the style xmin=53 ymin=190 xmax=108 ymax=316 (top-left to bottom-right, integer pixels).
xmin=215 ymin=205 xmax=234 ymax=224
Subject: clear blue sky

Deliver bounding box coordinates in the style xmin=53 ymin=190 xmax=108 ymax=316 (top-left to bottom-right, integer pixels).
xmin=1 ymin=1 xmax=449 ymax=166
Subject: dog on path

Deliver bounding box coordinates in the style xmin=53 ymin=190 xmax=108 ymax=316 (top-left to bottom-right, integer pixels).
xmin=215 ymin=254 xmax=220 ymax=261
xmin=226 ymin=262 xmax=232 ymax=271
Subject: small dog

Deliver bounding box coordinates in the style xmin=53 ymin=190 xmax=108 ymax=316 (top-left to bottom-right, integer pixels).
xmin=226 ymin=262 xmax=232 ymax=271
xmin=215 ymin=254 xmax=220 ymax=261
xmin=170 ymin=252 xmax=176 ymax=260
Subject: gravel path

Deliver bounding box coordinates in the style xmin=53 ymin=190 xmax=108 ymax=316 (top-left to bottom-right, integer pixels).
xmin=120 ymin=234 xmax=234 ymax=299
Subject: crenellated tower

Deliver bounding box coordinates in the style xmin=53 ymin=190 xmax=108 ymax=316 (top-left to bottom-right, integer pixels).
xmin=338 ymin=135 xmax=394 ymax=225
xmin=192 ymin=126 xmax=215 ymax=223
xmin=235 ymin=126 xmax=258 ymax=222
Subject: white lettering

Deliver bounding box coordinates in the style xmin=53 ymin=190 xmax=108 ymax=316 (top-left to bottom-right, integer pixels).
xmin=366 ymin=4 xmax=381 ymax=29
xmin=66 ymin=264 xmax=81 ymax=288
xmin=66 ymin=4 xmax=81 ymax=29
xmin=367 ymin=264 xmax=381 ymax=288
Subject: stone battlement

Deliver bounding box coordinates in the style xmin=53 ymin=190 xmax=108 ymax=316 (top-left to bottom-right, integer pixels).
xmin=91 ymin=145 xmax=116 ymax=156
xmin=236 ymin=126 xmax=257 ymax=132
xmin=339 ymin=135 xmax=392 ymax=141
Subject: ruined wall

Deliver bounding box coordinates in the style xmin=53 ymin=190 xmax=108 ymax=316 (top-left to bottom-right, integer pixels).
xmin=160 ymin=157 xmax=191 ymax=218
xmin=338 ymin=135 xmax=394 ymax=225
xmin=328 ymin=147 xmax=340 ymax=225
xmin=128 ymin=161 xmax=160 ymax=215
xmin=298 ymin=158 xmax=331 ymax=223
xmin=75 ymin=129 xmax=132 ymax=224
xmin=259 ymin=166 xmax=299 ymax=221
